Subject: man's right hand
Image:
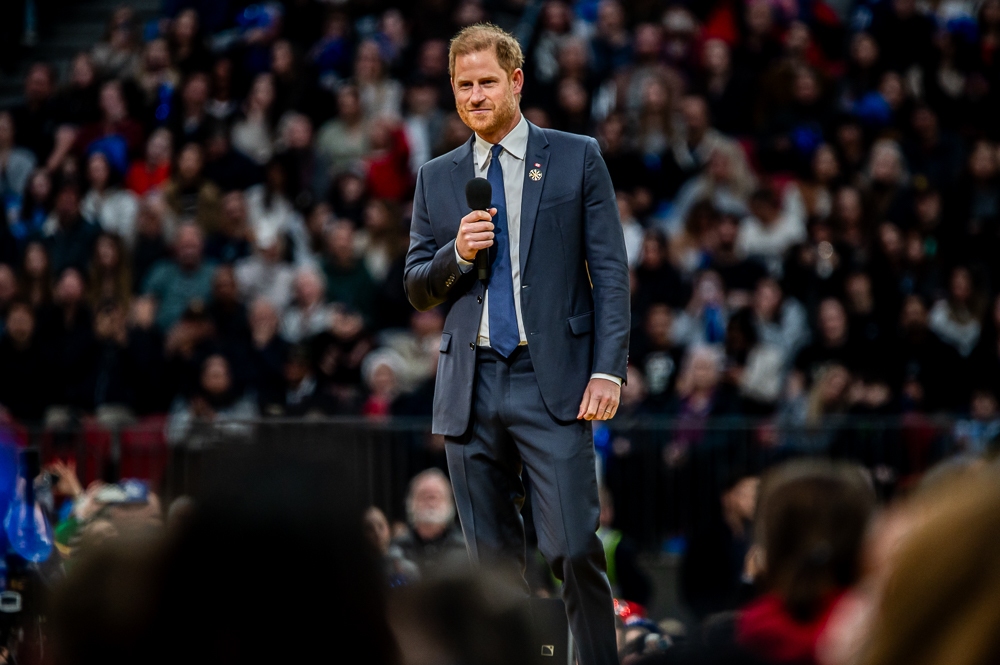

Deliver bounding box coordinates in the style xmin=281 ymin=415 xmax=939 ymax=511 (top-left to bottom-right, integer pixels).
xmin=456 ymin=208 xmax=497 ymax=261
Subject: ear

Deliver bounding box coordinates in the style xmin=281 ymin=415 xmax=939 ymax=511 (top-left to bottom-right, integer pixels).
xmin=511 ymin=68 xmax=524 ymax=96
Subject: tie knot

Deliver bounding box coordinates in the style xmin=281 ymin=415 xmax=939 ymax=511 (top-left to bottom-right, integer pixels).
xmin=491 ymin=144 xmax=504 ymax=160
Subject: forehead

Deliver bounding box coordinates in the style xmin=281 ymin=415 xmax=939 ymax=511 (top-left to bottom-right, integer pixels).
xmin=452 ymin=49 xmax=506 ymax=80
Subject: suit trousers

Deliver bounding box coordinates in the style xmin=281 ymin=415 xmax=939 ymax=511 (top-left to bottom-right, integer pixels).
xmin=445 ymin=346 xmax=619 ymax=665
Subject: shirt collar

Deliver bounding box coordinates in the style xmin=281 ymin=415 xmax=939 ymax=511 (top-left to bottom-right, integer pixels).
xmin=474 ymin=114 xmax=528 ymax=171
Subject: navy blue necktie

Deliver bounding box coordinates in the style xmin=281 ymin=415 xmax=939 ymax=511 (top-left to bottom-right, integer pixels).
xmin=487 ymin=143 xmax=520 ymax=357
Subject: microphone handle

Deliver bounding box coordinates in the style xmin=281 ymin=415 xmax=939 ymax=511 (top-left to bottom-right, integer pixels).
xmin=476 ymin=246 xmax=489 ymax=282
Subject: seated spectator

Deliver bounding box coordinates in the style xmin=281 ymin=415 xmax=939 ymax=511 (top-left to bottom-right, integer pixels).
xmin=673 ymin=271 xmax=730 ymax=347
xmin=10 ymin=63 xmax=57 ymax=162
xmin=629 ymin=303 xmax=686 ymax=410
xmin=276 ymin=112 xmax=325 ymax=209
xmin=633 ymin=230 xmax=688 ymax=312
xmin=207 ymin=265 xmax=250 ymax=347
xmin=44 ymin=182 xmax=100 ymax=276
xmin=316 ymin=85 xmax=370 ymax=176
xmin=72 ymin=80 xmax=144 ymax=165
xmin=703 ymin=214 xmax=763 ymax=300
xmin=281 ymin=266 xmax=334 ymax=343
xmin=81 ymin=151 xmax=139 ymax=247
xmin=56 ymin=53 xmax=101 ymax=127
xmin=391 ymin=469 xmax=468 ymax=579
xmin=793 ymin=298 xmax=864 ymax=387
xmin=617 ymin=192 xmax=644 ymax=269
xmin=753 ymin=277 xmax=810 ymax=366
xmin=205 ymin=191 xmax=253 ymax=264
xmin=133 ymin=38 xmax=180 ymax=123
xmin=895 ymin=295 xmax=962 ymax=412
xmin=665 ymin=345 xmax=741 ymax=463
xmin=379 ymin=308 xmax=444 ymax=393
xmin=168 ymin=8 xmax=212 ymax=76
xmin=269 ymin=344 xmax=339 ymax=417
xmin=310 ymin=307 xmax=372 ymax=405
xmin=234 ymin=231 xmax=296 ymax=312
xmin=142 ymin=223 xmax=217 ymax=331
xmin=88 ymin=301 xmax=136 ymax=416
xmin=364 ymin=506 xmax=420 ymax=586
xmin=166 ymin=354 xmax=258 ymax=446
xmin=247 ymin=297 xmax=289 ymax=409
xmin=723 ymin=308 xmax=785 ymax=411
xmin=929 ymin=266 xmax=984 ymax=358
xmin=360 ymin=349 xmax=404 ymax=418
xmin=163 ymin=142 xmax=223 ymax=233
xmin=38 ymin=268 xmax=96 ymax=411
xmin=737 ymin=184 xmax=807 ymax=275
xmin=87 ymin=233 xmax=132 ymax=309
xmin=231 ymin=73 xmax=277 ymax=166
xmin=90 ymin=7 xmax=141 ymax=80
xmin=168 ymin=73 xmax=212 ymax=147
xmin=952 ymin=388 xmax=1000 ymax=455
xmin=357 ymin=199 xmax=403 ymax=284
xmin=0 ymin=265 xmax=18 ymax=336
xmin=0 ymin=302 xmax=50 ymax=423
xmin=245 ymin=158 xmax=312 ymax=264
xmin=0 ymin=111 xmax=37 ymax=206
xmin=20 ymin=241 xmax=53 ymax=308
xmin=364 ymin=118 xmax=411 ymax=202
xmin=125 ymin=128 xmax=172 ymax=196
xmin=322 ymin=221 xmax=376 ymax=322
xmin=12 ymin=169 xmax=54 ymax=250
xmin=202 ymin=125 xmax=264 ymax=192
xmin=131 ymin=197 xmax=169 ymax=290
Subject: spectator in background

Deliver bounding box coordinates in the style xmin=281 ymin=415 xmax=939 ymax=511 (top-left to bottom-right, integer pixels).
xmin=45 ymin=183 xmax=100 ymax=277
xmin=322 ymin=221 xmax=376 ymax=322
xmin=73 ymin=81 xmax=145 ymax=164
xmin=753 ymin=277 xmax=810 ymax=366
xmin=364 ymin=506 xmax=421 ymax=586
xmin=57 ymin=53 xmax=101 ymax=127
xmin=392 ymin=469 xmax=467 ymax=579
xmin=125 ymin=128 xmax=173 ymax=196
xmin=630 ymin=303 xmax=686 ymax=410
xmin=87 ymin=233 xmax=132 ymax=309
xmin=234 ymin=231 xmax=296 ymax=312
xmin=617 ymin=192 xmax=644 ymax=268
xmin=357 ymin=198 xmax=402 ymax=284
xmin=273 ymin=343 xmax=338 ymax=417
xmin=360 ymin=348 xmax=403 ymax=418
xmin=353 ymin=40 xmax=403 ymax=120
xmin=11 ymin=63 xmax=57 ymax=161
xmin=91 ymin=6 xmax=141 ymax=80
xmin=0 ymin=111 xmax=37 ymax=207
xmin=205 ymin=191 xmax=252 ymax=265
xmin=202 ymin=125 xmax=264 ymax=192
xmin=737 ymin=185 xmax=808 ymax=276
xmin=166 ymin=353 xmax=258 ymax=446
xmin=281 ymin=266 xmax=334 ymax=343
xmin=142 ymin=223 xmax=216 ymax=331
xmin=597 ymin=486 xmax=651 ymax=607
xmin=168 ymin=8 xmax=212 ymax=76
xmin=131 ymin=197 xmax=170 ymax=290
xmin=163 ymin=142 xmax=223 ymax=233
xmin=929 ymin=266 xmax=985 ymax=358
xmin=247 ymin=297 xmax=288 ymax=410
xmin=0 ymin=302 xmax=50 ymax=422
xmin=245 ymin=158 xmax=312 ymax=263
xmin=231 ymin=73 xmax=278 ymax=166
xmin=404 ymin=77 xmax=445 ymax=173
xmin=317 ymin=85 xmax=371 ymax=176
xmin=81 ymin=151 xmax=139 ymax=248
xmin=13 ymin=169 xmax=54 ymax=249
xmin=133 ymin=38 xmax=181 ymax=121
xmin=21 ymin=241 xmax=53 ymax=309
xmin=168 ymin=73 xmax=212 ymax=147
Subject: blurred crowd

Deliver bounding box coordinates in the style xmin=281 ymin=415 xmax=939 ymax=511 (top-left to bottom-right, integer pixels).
xmin=3 ymin=0 xmax=1000 ymax=440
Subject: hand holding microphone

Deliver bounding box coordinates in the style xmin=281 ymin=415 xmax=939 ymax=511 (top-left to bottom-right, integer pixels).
xmin=460 ymin=178 xmax=495 ymax=282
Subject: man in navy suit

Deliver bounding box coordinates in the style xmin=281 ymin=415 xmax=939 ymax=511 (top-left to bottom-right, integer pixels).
xmin=404 ymin=24 xmax=629 ymax=665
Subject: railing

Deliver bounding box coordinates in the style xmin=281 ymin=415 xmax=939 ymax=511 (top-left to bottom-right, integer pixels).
xmin=18 ymin=414 xmax=971 ymax=550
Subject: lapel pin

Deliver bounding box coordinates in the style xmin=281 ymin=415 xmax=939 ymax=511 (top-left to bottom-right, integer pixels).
xmin=529 ymin=168 xmax=543 ymax=181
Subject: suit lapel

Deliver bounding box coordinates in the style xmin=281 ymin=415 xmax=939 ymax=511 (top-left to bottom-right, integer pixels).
xmin=519 ymin=123 xmax=549 ymax=276
xmin=450 ymin=135 xmax=476 ymax=217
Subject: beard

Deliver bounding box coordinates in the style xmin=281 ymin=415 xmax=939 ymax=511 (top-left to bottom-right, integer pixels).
xmin=457 ymin=90 xmax=519 ymax=138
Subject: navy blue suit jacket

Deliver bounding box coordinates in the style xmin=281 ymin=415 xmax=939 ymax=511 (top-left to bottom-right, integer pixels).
xmin=405 ymin=122 xmax=630 ymax=436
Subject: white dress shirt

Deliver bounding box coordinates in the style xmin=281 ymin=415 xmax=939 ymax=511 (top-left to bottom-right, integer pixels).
xmin=456 ymin=115 xmax=622 ymax=385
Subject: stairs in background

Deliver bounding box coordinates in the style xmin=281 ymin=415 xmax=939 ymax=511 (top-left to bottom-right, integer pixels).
xmin=0 ymin=0 xmax=161 ymax=109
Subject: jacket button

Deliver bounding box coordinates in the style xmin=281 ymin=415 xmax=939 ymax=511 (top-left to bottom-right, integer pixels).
xmin=477 ymin=296 xmax=483 ymax=304
xmin=469 ymin=342 xmax=476 ymax=350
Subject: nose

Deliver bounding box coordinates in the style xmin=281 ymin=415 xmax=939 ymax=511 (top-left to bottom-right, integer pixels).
xmin=470 ymin=84 xmax=486 ymax=104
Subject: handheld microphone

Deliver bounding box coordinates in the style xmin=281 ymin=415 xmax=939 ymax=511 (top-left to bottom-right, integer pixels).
xmin=465 ymin=177 xmax=492 ymax=283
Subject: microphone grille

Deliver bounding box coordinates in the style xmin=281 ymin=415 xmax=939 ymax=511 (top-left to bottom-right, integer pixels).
xmin=465 ymin=177 xmax=492 ymax=210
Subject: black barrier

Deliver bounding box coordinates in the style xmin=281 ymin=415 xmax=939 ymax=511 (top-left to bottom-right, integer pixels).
xmin=25 ymin=415 xmax=969 ymax=551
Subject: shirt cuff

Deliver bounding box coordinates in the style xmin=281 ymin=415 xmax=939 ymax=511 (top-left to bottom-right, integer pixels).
xmin=455 ymin=245 xmax=474 ymax=273
xmin=591 ymin=373 xmax=623 ymax=386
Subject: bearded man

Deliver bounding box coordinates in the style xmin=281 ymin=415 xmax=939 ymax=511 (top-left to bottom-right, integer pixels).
xmin=404 ymin=23 xmax=629 ymax=665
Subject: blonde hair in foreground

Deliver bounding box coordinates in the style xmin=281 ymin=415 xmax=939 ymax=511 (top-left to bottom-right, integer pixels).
xmin=860 ymin=466 xmax=1000 ymax=665
xmin=448 ymin=23 xmax=524 ymax=80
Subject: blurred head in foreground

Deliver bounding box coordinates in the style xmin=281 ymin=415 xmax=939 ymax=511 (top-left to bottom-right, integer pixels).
xmin=50 ymin=450 xmax=399 ymax=665
xmin=860 ymin=465 xmax=1000 ymax=665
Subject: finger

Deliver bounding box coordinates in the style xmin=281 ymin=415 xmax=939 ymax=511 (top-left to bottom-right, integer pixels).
xmin=464 ymin=221 xmax=495 ymax=232
xmin=577 ymin=387 xmax=591 ymax=419
xmin=584 ymin=393 xmax=602 ymax=420
xmin=489 ymin=207 xmax=497 ymax=217
xmin=595 ymin=394 xmax=612 ymax=420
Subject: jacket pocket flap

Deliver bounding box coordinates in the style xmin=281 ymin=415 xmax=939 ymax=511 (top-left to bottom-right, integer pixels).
xmin=439 ymin=332 xmax=452 ymax=352
xmin=568 ymin=312 xmax=594 ymax=335
xmin=539 ymin=191 xmax=577 ymax=210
